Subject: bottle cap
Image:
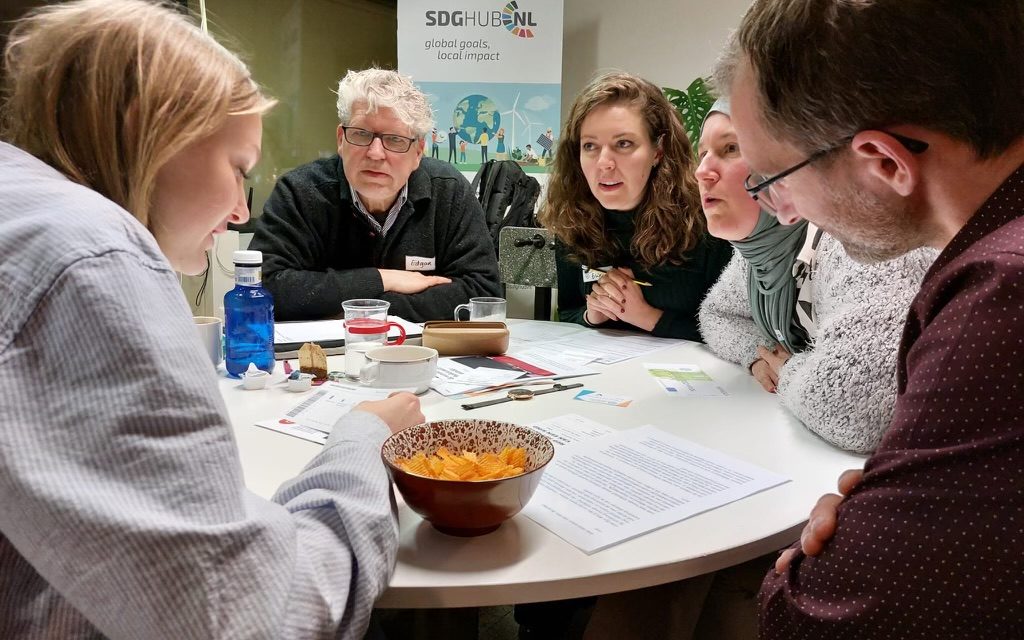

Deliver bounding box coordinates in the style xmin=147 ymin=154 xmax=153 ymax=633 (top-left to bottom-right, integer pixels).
xmin=233 ymin=250 xmax=263 ymax=265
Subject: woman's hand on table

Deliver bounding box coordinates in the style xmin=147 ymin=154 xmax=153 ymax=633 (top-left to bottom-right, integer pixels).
xmin=589 ymin=267 xmax=662 ymax=332
xmin=775 ymin=468 xmax=865 ymax=573
xmin=584 ymin=293 xmax=617 ymax=325
xmin=753 ymin=344 xmax=792 ymax=393
xmin=750 ymin=357 xmax=778 ymax=393
xmin=356 ymin=392 xmax=424 ymax=434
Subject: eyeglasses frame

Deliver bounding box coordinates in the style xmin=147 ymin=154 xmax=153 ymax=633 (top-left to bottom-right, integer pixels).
xmin=341 ymin=126 xmax=419 ymax=153
xmin=743 ymin=131 xmax=929 ymax=204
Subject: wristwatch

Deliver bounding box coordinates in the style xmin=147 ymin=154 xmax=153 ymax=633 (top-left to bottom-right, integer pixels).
xmin=461 ymin=383 xmax=585 ymax=410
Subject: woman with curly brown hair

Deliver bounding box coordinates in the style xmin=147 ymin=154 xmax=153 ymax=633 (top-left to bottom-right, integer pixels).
xmin=540 ymin=71 xmax=731 ymax=339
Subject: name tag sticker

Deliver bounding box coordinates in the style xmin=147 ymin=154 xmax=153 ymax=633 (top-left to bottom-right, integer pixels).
xmin=582 ymin=265 xmax=612 ymax=283
xmin=406 ymin=256 xmax=436 ymax=271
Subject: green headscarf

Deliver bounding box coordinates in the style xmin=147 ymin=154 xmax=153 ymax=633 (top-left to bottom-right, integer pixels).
xmin=701 ymin=98 xmax=810 ymax=352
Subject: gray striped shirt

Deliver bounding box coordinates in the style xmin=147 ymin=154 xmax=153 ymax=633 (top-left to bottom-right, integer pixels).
xmin=0 ymin=142 xmax=398 ymax=639
xmin=349 ymin=184 xmax=408 ymax=237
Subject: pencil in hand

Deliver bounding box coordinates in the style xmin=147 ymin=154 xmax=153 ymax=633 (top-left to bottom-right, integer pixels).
xmin=587 ymin=266 xmax=653 ymax=287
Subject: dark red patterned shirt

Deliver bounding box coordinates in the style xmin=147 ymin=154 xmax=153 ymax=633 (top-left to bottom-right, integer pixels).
xmin=759 ymin=165 xmax=1024 ymax=639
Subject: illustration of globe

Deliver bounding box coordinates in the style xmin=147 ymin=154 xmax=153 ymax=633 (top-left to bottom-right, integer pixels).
xmin=453 ymin=94 xmax=500 ymax=144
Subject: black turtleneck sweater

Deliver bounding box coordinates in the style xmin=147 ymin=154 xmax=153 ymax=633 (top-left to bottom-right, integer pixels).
xmin=555 ymin=209 xmax=732 ymax=340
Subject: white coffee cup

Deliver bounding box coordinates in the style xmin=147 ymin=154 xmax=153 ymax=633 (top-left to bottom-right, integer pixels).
xmin=193 ymin=316 xmax=222 ymax=366
xmin=360 ymin=345 xmax=439 ymax=394
xmin=345 ymin=341 xmax=381 ymax=379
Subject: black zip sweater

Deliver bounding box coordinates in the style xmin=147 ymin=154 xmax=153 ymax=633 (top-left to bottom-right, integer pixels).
xmin=249 ymin=156 xmax=501 ymax=322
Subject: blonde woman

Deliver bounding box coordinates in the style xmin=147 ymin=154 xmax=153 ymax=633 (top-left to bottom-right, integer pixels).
xmin=541 ymin=72 xmax=731 ymax=340
xmin=0 ymin=1 xmax=421 ymax=638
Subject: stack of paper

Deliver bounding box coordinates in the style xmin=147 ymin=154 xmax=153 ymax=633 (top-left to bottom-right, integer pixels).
xmin=522 ymin=416 xmax=790 ymax=554
xmin=431 ymin=351 xmax=599 ymax=397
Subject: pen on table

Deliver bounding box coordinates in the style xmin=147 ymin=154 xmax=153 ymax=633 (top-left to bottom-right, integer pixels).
xmin=586 ymin=266 xmax=653 ymax=287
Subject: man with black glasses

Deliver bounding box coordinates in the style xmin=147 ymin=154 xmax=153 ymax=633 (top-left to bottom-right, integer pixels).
xmin=717 ymin=0 xmax=1024 ymax=638
xmin=250 ymin=67 xmax=500 ymax=322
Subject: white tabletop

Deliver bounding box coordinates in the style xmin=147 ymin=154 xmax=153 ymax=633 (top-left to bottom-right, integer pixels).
xmin=221 ymin=321 xmax=864 ymax=608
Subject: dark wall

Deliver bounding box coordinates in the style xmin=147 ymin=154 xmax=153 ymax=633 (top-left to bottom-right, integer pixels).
xmin=1 ymin=1 xmax=188 ymax=86
xmin=1 ymin=1 xmax=47 ymax=90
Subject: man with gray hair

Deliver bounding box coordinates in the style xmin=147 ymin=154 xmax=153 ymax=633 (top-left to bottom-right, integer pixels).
xmin=717 ymin=0 xmax=1024 ymax=638
xmin=251 ymin=68 xmax=500 ymax=322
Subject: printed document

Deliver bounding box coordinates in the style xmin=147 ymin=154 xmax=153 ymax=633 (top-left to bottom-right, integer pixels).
xmin=523 ymin=424 xmax=789 ymax=553
xmin=644 ymin=363 xmax=728 ymax=397
xmin=528 ymin=414 xmax=616 ymax=447
xmin=505 ymin=322 xmax=677 ymax=365
xmin=254 ymin=381 xmax=397 ymax=445
xmin=431 ymin=352 xmax=597 ymax=397
xmin=559 ymin=331 xmax=679 ymax=364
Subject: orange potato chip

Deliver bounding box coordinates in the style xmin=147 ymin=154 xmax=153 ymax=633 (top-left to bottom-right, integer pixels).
xmin=395 ymin=446 xmax=527 ymax=481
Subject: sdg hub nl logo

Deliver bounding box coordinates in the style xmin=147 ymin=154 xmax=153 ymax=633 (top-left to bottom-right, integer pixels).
xmin=501 ymin=1 xmax=536 ymax=38
xmin=425 ymin=1 xmax=538 ymax=39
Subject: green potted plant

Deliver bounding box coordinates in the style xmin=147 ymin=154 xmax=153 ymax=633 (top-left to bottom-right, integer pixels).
xmin=663 ymin=77 xmax=715 ymax=150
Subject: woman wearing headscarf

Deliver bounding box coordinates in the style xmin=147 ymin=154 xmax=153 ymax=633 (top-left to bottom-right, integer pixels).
xmin=696 ymin=98 xmax=936 ymax=454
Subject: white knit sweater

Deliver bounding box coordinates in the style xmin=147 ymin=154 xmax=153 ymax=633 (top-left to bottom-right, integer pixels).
xmin=698 ymin=234 xmax=937 ymax=454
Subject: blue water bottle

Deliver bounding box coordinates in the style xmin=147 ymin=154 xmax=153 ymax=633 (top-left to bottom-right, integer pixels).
xmin=224 ymin=250 xmax=275 ymax=377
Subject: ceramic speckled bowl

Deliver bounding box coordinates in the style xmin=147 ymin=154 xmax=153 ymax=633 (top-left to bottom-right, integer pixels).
xmin=381 ymin=419 xmax=554 ymax=537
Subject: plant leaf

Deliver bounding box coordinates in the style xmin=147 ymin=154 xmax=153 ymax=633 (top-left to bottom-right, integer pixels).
xmin=663 ymin=77 xmax=716 ymax=154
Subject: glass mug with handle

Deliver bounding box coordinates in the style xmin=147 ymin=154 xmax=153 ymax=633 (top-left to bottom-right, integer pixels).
xmin=454 ymin=297 xmax=507 ymax=322
xmin=343 ymin=299 xmax=406 ymax=378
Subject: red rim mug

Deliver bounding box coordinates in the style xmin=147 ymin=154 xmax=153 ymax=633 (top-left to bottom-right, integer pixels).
xmin=344 ymin=318 xmax=407 ymax=345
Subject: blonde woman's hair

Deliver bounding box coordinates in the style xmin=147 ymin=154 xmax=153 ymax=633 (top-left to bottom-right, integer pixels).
xmin=540 ymin=71 xmax=705 ymax=270
xmin=336 ymin=68 xmax=434 ymax=138
xmin=1 ymin=0 xmax=276 ymax=226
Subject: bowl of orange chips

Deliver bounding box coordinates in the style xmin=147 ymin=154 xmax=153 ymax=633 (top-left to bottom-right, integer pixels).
xmin=381 ymin=419 xmax=554 ymax=536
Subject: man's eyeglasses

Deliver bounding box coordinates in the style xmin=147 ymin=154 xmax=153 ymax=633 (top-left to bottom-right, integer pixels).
xmin=744 ymin=131 xmax=928 ymax=214
xmin=341 ymin=126 xmax=418 ymax=153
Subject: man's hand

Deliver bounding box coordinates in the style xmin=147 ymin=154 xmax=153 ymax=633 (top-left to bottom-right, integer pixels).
xmin=355 ymin=392 xmax=424 ymax=434
xmin=588 ymin=268 xmax=662 ymax=332
xmin=775 ymin=468 xmax=865 ymax=573
xmin=379 ymin=269 xmax=451 ymax=294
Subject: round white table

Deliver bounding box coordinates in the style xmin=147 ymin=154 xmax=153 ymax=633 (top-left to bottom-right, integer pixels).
xmin=220 ymin=321 xmax=864 ymax=608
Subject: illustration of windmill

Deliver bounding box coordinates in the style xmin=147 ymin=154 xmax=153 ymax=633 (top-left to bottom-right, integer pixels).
xmin=523 ymin=116 xmax=545 ymax=149
xmin=500 ymin=92 xmax=531 ymax=150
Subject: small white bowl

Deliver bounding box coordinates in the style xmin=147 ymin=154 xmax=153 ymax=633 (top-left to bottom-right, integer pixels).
xmin=242 ymin=369 xmax=270 ymax=390
xmin=286 ymin=373 xmax=315 ymax=393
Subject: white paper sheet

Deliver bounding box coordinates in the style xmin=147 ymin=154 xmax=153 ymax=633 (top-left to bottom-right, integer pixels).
xmin=452 ymin=368 xmax=525 ymax=386
xmin=528 ymin=414 xmax=616 ymax=447
xmin=506 ymin=323 xmax=676 ymax=365
xmin=431 ymin=359 xmax=502 ymax=396
xmin=430 ymin=352 xmax=598 ymax=397
xmin=523 ymin=424 xmax=789 ymax=554
xmin=559 ymin=330 xmax=679 ymax=364
xmin=253 ymin=381 xmax=398 ymax=444
xmin=643 ymin=363 xmax=728 ymax=397
xmin=507 ymin=322 xmax=589 ymax=352
xmin=510 ymin=347 xmax=598 ymax=376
